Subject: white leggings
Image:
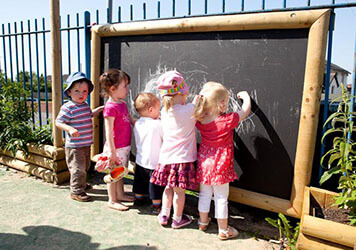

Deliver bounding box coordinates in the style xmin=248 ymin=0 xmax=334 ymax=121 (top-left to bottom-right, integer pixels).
xmin=198 ymin=183 xmax=229 ymax=219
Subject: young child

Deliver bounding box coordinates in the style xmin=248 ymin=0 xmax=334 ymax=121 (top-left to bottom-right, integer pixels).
xmin=55 ymin=72 xmax=103 ymax=202
xmin=133 ymin=92 xmax=165 ymax=214
xmin=150 ymin=70 xmax=197 ymax=229
xmin=99 ymin=68 xmax=136 ymax=211
xmin=194 ymin=81 xmax=251 ymax=240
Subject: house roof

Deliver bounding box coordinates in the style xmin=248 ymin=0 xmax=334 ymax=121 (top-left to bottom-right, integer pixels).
xmin=328 ymin=62 xmax=351 ymax=75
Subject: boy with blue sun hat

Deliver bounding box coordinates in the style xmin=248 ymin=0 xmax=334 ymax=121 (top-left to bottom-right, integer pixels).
xmin=56 ymin=72 xmax=103 ymax=202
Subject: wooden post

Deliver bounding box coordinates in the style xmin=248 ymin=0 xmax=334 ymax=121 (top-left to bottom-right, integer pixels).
xmin=90 ymin=30 xmax=101 ymax=159
xmin=50 ymin=0 xmax=63 ymax=147
xmin=290 ymin=10 xmax=330 ymax=215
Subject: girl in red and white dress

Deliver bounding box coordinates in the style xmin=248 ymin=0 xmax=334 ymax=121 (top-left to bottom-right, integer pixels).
xmin=194 ymin=82 xmax=251 ymax=240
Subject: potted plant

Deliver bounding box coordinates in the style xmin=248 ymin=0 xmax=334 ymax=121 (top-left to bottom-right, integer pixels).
xmin=0 ymin=80 xmax=69 ymax=184
xmin=296 ymin=84 xmax=356 ymax=249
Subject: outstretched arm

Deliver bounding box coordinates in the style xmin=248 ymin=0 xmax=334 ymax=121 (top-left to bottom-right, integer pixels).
xmin=236 ymin=91 xmax=251 ymax=122
xmin=92 ymin=105 xmax=104 ymax=117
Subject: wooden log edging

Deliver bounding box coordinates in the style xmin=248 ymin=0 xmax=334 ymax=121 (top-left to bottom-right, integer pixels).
xmin=297 ymin=233 xmax=350 ymax=250
xmin=0 ymin=154 xmax=69 ymax=185
xmin=302 ymin=215 xmax=356 ymax=248
xmin=0 ymin=150 xmax=67 ymax=172
xmin=27 ymin=143 xmax=65 ymax=160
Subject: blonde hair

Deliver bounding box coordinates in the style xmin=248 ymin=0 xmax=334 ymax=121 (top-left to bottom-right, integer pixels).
xmin=99 ymin=68 xmax=130 ymax=97
xmin=162 ymin=93 xmax=183 ymax=112
xmin=134 ymin=92 xmax=160 ymax=115
xmin=194 ymin=81 xmax=229 ymax=122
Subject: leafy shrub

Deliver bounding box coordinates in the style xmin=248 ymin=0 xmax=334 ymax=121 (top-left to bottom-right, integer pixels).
xmin=0 ymin=81 xmax=52 ymax=156
xmin=320 ymin=84 xmax=356 ymax=225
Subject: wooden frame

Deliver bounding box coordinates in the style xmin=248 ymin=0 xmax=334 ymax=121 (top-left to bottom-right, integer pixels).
xmin=90 ymin=9 xmax=331 ymax=218
xmin=297 ymin=187 xmax=356 ymax=249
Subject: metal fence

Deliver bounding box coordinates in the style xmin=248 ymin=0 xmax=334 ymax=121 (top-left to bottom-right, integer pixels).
xmin=0 ymin=11 xmax=95 ymax=127
xmin=1 ymin=0 xmax=356 ymax=126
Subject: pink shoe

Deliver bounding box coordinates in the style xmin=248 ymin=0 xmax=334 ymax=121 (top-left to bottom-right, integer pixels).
xmin=171 ymin=214 xmax=192 ymax=229
xmin=158 ymin=213 xmax=169 ymax=226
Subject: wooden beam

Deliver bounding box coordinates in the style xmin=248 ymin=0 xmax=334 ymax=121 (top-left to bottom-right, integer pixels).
xmin=90 ymin=30 xmax=102 ymax=159
xmin=229 ymin=187 xmax=299 ymax=218
xmin=50 ymin=0 xmax=63 ymax=147
xmin=302 ymin=215 xmax=356 ymax=248
xmin=290 ymin=9 xmax=330 ymax=215
xmin=297 ymin=233 xmax=349 ymax=250
xmin=93 ymin=9 xmax=329 ymax=37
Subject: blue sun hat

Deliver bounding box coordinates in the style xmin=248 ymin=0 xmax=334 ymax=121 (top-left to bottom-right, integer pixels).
xmin=64 ymin=72 xmax=94 ymax=98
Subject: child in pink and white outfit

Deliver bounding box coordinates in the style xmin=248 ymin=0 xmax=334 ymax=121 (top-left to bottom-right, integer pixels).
xmin=194 ymin=81 xmax=251 ymax=240
xmin=150 ymin=70 xmax=197 ymax=229
xmin=99 ymin=69 xmax=136 ymax=211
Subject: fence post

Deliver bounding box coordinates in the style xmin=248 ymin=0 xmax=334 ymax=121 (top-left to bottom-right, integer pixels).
xmin=50 ymin=0 xmax=63 ymax=147
xmin=107 ymin=0 xmax=112 ymax=23
xmin=84 ymin=11 xmax=91 ymax=106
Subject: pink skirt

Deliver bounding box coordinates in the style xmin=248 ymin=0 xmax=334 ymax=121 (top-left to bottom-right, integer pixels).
xmin=150 ymin=162 xmax=196 ymax=190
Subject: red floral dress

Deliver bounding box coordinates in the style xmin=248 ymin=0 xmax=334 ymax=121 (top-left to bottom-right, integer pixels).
xmin=196 ymin=113 xmax=239 ymax=185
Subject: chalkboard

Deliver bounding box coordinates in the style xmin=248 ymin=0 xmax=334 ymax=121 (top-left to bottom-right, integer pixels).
xmin=100 ymin=29 xmax=308 ymax=200
xmin=91 ymin=9 xmax=330 ymax=217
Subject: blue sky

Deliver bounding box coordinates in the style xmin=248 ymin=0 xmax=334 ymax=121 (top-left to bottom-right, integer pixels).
xmin=1 ymin=0 xmax=356 ymax=81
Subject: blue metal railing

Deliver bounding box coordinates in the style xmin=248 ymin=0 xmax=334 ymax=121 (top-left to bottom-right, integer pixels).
xmin=0 ymin=11 xmax=95 ymax=126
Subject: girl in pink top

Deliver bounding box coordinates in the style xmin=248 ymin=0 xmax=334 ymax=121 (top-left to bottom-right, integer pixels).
xmin=194 ymin=82 xmax=251 ymax=240
xmin=99 ymin=69 xmax=136 ymax=211
xmin=150 ymin=70 xmax=197 ymax=229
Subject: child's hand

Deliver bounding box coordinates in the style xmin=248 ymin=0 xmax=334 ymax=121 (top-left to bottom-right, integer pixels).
xmin=69 ymin=128 xmax=80 ymax=137
xmin=108 ymin=150 xmax=117 ymax=165
xmin=192 ymin=95 xmax=200 ymax=105
xmin=236 ymin=91 xmax=251 ymax=122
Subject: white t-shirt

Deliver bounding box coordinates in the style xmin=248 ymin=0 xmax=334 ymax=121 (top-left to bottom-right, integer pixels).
xmin=134 ymin=117 xmax=163 ymax=170
xmin=159 ymin=103 xmax=197 ymax=165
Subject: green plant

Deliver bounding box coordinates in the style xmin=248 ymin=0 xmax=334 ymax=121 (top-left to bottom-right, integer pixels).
xmin=320 ymin=84 xmax=356 ymax=225
xmin=265 ymin=213 xmax=300 ymax=250
xmin=31 ymin=123 xmax=53 ymax=145
xmin=0 ymin=81 xmax=52 ymax=156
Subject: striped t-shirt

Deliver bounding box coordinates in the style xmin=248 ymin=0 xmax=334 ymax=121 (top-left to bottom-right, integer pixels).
xmin=56 ymin=101 xmax=93 ymax=148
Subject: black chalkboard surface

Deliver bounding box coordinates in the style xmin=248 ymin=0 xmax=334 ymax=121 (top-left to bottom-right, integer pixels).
xmin=101 ymin=29 xmax=309 ymax=200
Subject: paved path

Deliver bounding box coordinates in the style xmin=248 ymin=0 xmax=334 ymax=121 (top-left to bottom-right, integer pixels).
xmin=0 ymin=167 xmax=279 ymax=250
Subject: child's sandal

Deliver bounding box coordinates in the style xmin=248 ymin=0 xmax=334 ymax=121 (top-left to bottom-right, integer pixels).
xmin=198 ymin=218 xmax=211 ymax=231
xmin=218 ymin=226 xmax=239 ymax=240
